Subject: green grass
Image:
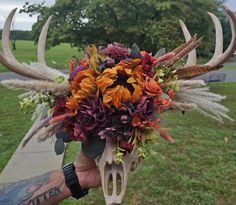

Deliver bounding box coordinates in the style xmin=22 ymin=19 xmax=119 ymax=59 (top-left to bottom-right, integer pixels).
xmin=0 ymin=86 xmax=32 ymax=171
xmin=60 ymin=83 xmax=236 ymax=205
xmin=0 ymin=40 xmax=82 ymax=72
xmin=0 ymin=83 xmax=236 ymax=204
xmin=224 ymin=65 xmax=236 ymax=70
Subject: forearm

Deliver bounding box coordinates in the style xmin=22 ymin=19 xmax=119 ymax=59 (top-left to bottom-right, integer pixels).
xmin=0 ymin=169 xmax=71 ymax=205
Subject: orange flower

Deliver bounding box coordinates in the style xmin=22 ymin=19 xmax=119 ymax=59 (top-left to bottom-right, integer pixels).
xmin=96 ymin=59 xmax=144 ymax=110
xmin=160 ymin=98 xmax=171 ymax=108
xmin=66 ymin=69 xmax=97 ymax=111
xmin=168 ymin=90 xmax=175 ymax=100
xmin=131 ymin=114 xmax=142 ymax=127
xmin=144 ymin=77 xmax=163 ymax=97
xmin=66 ymin=96 xmax=78 ymax=111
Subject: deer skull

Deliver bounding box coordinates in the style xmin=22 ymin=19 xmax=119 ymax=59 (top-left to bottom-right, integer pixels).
xmin=95 ymin=140 xmax=139 ymax=205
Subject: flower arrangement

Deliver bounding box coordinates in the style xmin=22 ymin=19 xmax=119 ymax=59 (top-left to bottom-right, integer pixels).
xmin=49 ymin=43 xmax=178 ymax=161
xmin=1 ymin=6 xmax=235 ymax=205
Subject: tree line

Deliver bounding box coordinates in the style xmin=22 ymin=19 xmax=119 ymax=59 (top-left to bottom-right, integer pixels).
xmin=17 ymin=0 xmax=232 ymax=57
xmin=0 ymin=30 xmax=33 ymax=40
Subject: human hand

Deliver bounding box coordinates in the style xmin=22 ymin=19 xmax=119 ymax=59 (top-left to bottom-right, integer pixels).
xmin=74 ymin=151 xmax=101 ymax=189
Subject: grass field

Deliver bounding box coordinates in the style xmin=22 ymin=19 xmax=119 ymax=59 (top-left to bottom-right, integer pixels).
xmin=0 ymin=87 xmax=32 ymax=171
xmin=59 ymin=83 xmax=236 ymax=205
xmin=0 ymin=40 xmax=82 ymax=72
xmin=1 ymin=83 xmax=235 ymax=204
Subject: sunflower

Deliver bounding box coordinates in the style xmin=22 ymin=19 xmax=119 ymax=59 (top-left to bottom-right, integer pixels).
xmin=66 ymin=69 xmax=98 ymax=112
xmin=96 ymin=59 xmax=144 ymax=110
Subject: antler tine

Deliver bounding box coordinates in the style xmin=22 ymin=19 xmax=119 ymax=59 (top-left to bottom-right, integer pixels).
xmin=0 ymin=8 xmax=45 ymax=79
xmin=2 ymin=8 xmax=18 ymax=62
xmin=205 ymin=12 xmax=224 ymax=66
xmin=179 ymin=19 xmax=197 ymax=66
xmin=0 ymin=9 xmax=68 ymax=81
xmin=37 ymin=16 xmax=52 ymax=65
xmin=176 ymin=5 xmax=236 ymax=79
xmin=208 ymin=5 xmax=236 ymax=67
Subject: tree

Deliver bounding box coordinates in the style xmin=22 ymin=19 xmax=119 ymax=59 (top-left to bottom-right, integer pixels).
xmin=20 ymin=0 xmax=226 ymax=55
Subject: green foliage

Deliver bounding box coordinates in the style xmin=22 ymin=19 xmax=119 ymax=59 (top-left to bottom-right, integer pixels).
xmin=20 ymin=0 xmax=227 ymax=55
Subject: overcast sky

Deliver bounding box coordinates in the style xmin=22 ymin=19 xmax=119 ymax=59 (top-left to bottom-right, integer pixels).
xmin=0 ymin=0 xmax=235 ymax=30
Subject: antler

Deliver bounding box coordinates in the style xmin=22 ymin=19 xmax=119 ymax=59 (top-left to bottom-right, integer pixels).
xmin=176 ymin=5 xmax=236 ymax=79
xmin=0 ymin=8 xmax=67 ymax=81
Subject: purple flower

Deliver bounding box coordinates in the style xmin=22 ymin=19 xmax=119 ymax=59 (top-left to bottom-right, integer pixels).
xmin=77 ymin=96 xmax=109 ymax=131
xmin=137 ymin=96 xmax=154 ymax=120
xmin=103 ymin=43 xmax=130 ymax=62
xmin=98 ymin=126 xmax=131 ymax=142
xmin=106 ymin=58 xmax=115 ymax=67
xmin=69 ymin=66 xmax=84 ymax=81
xmin=98 ymin=127 xmax=116 ymax=139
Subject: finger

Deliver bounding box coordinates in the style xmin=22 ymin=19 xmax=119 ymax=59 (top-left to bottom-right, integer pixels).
xmin=74 ymin=150 xmax=97 ymax=171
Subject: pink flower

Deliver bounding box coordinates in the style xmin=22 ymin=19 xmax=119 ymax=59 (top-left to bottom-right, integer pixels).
xmin=103 ymin=43 xmax=130 ymax=61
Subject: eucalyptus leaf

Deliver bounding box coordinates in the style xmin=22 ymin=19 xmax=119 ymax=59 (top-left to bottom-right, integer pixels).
xmin=82 ymin=135 xmax=106 ymax=160
xmin=54 ymin=138 xmax=65 ymax=155
xmin=155 ymin=48 xmax=166 ymax=58
xmin=56 ymin=129 xmax=71 ymax=142
xmin=160 ymin=93 xmax=170 ymax=99
xmin=130 ymin=43 xmax=141 ymax=59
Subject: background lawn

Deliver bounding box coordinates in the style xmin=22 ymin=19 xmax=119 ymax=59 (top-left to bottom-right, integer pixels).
xmin=0 ymin=40 xmax=82 ymax=72
xmin=1 ymin=83 xmax=235 ymax=205
xmin=59 ymin=83 xmax=236 ymax=205
xmin=0 ymin=87 xmax=32 ymax=171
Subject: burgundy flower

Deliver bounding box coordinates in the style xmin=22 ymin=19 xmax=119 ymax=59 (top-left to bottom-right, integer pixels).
xmin=137 ymin=96 xmax=154 ymax=120
xmin=103 ymin=43 xmax=130 ymax=62
xmin=77 ymin=96 xmax=109 ymax=131
xmin=52 ymin=97 xmax=67 ymax=117
xmin=74 ymin=123 xmax=87 ymax=142
xmin=119 ymin=141 xmax=134 ymax=152
xmin=141 ymin=51 xmax=159 ymax=72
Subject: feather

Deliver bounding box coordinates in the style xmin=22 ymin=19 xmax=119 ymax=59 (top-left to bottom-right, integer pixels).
xmin=37 ymin=122 xmax=62 ymax=142
xmin=21 ymin=115 xmax=52 ymax=147
xmin=176 ymin=65 xmax=221 ymax=79
xmin=164 ymin=36 xmax=202 ymax=68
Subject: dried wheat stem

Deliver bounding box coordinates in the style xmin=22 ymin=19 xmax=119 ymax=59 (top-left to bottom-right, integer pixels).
xmin=21 ymin=115 xmax=52 ymax=147
xmin=37 ymin=122 xmax=62 ymax=142
xmin=171 ymin=101 xmax=197 ymax=111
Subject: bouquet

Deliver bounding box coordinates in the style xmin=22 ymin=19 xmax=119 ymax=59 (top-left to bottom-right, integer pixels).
xmin=1 ymin=5 xmax=235 ymax=205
